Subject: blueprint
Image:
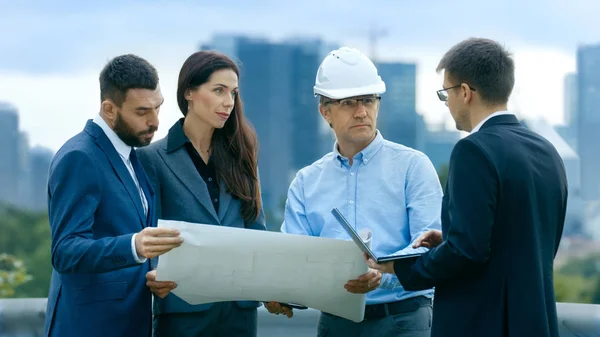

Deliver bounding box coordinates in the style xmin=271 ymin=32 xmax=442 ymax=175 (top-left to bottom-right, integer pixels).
xmin=155 ymin=219 xmax=369 ymax=322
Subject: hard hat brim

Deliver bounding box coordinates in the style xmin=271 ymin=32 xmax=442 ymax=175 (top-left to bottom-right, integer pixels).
xmin=313 ymin=82 xmax=386 ymax=99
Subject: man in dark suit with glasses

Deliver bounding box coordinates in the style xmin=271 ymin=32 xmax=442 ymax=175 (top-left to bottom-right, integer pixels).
xmin=367 ymin=38 xmax=568 ymax=337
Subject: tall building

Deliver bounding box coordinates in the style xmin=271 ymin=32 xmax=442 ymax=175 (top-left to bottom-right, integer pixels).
xmin=287 ymin=40 xmax=326 ymax=171
xmin=564 ymin=73 xmax=578 ymax=128
xmin=290 ymin=40 xmax=343 ymax=164
xmin=200 ymin=36 xmax=327 ymax=212
xmin=239 ymin=39 xmax=294 ymax=212
xmin=577 ymin=44 xmax=600 ymax=200
xmin=424 ymin=124 xmax=461 ymax=172
xmin=376 ymin=62 xmax=424 ymax=150
xmin=29 ymin=146 xmax=54 ymax=210
xmin=0 ymin=102 xmax=20 ymax=206
xmin=17 ymin=131 xmax=31 ymax=208
xmin=557 ymin=73 xmax=578 ymax=150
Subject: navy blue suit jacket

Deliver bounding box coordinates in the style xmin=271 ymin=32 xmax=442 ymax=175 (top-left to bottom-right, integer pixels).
xmin=393 ymin=115 xmax=568 ymax=337
xmin=44 ymin=120 xmax=155 ymax=337
xmin=136 ymin=120 xmax=266 ymax=315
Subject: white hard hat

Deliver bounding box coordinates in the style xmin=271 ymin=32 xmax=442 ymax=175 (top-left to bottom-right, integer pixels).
xmin=314 ymin=47 xmax=386 ymax=99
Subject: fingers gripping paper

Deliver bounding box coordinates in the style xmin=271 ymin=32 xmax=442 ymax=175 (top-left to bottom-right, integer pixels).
xmin=155 ymin=220 xmax=369 ymax=322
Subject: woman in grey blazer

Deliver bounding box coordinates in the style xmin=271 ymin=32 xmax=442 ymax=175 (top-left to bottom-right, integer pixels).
xmin=137 ymin=50 xmax=267 ymax=337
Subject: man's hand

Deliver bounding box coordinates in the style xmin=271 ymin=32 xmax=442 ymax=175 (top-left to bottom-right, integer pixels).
xmin=135 ymin=227 xmax=183 ymax=259
xmin=412 ymin=229 xmax=443 ymax=249
xmin=344 ymin=267 xmax=382 ymax=294
xmin=146 ymin=270 xmax=176 ymax=298
xmin=263 ymin=302 xmax=293 ymax=318
xmin=363 ymin=253 xmax=394 ymax=274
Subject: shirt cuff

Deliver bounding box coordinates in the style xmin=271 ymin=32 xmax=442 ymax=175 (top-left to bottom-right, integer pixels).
xmin=131 ymin=233 xmax=147 ymax=264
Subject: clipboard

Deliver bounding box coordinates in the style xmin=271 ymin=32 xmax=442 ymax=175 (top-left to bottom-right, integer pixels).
xmin=331 ymin=208 xmax=423 ymax=263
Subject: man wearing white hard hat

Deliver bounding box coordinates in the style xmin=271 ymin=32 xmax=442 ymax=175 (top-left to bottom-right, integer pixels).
xmin=277 ymin=47 xmax=442 ymax=336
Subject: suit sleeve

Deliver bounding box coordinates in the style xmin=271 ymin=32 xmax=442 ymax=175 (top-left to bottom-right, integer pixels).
xmin=394 ymin=138 xmax=497 ymax=290
xmin=49 ymin=150 xmax=140 ymax=274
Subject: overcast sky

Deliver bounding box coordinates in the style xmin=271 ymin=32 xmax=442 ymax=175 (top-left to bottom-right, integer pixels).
xmin=1 ymin=0 xmax=599 ymax=151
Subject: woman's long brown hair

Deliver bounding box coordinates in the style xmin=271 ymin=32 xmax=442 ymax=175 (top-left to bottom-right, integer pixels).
xmin=177 ymin=51 xmax=261 ymax=223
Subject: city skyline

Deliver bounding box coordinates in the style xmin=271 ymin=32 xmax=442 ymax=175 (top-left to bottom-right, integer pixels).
xmin=1 ymin=1 xmax=598 ymax=151
xmin=0 ymin=22 xmax=598 ymax=239
xmin=0 ymin=40 xmax=579 ymax=152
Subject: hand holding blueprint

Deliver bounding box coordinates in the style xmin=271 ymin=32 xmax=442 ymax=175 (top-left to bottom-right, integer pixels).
xmin=155 ymin=219 xmax=369 ymax=322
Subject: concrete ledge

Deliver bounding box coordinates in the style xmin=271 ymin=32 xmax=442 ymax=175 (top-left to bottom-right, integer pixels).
xmin=0 ymin=299 xmax=598 ymax=336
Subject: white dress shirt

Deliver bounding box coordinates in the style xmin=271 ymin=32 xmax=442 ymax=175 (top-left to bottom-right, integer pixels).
xmin=93 ymin=114 xmax=147 ymax=263
xmin=471 ymin=110 xmax=513 ymax=134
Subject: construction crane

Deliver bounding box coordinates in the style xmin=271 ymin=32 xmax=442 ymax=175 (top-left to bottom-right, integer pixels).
xmin=367 ymin=24 xmax=388 ymax=62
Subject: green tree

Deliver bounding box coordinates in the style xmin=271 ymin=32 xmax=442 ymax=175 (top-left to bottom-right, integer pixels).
xmin=554 ymin=253 xmax=600 ymax=304
xmin=0 ymin=203 xmax=52 ymax=297
xmin=0 ymin=253 xmax=33 ymax=297
xmin=557 ymin=253 xmax=600 ymax=278
xmin=554 ymin=273 xmax=593 ymax=303
xmin=591 ymin=276 xmax=600 ymax=304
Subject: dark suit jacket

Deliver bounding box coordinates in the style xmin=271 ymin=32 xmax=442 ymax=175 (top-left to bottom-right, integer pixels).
xmin=137 ymin=120 xmax=267 ymax=315
xmin=44 ymin=120 xmax=154 ymax=337
xmin=393 ymin=114 xmax=568 ymax=337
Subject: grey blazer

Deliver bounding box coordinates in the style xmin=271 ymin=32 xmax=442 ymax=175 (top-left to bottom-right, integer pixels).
xmin=137 ymin=129 xmax=266 ymax=315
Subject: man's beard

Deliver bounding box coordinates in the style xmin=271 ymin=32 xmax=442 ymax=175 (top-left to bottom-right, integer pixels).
xmin=113 ymin=112 xmax=157 ymax=147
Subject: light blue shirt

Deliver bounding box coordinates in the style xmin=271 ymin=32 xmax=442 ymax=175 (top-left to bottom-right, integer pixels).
xmin=281 ymin=131 xmax=442 ymax=305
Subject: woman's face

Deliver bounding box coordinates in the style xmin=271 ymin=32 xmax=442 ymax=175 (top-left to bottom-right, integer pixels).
xmin=186 ymin=68 xmax=239 ymax=129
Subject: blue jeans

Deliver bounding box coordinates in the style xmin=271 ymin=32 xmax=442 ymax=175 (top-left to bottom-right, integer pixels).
xmin=317 ymin=297 xmax=432 ymax=337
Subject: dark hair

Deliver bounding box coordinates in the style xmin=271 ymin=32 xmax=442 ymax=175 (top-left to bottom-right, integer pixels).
xmin=319 ymin=95 xmax=330 ymax=105
xmin=177 ymin=51 xmax=261 ymax=223
xmin=437 ymin=38 xmax=515 ymax=105
xmin=99 ymin=54 xmax=159 ymax=107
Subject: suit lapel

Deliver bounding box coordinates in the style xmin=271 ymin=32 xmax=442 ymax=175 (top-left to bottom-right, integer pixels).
xmin=218 ymin=180 xmax=232 ymax=221
xmin=159 ymin=147 xmax=220 ymax=223
xmin=136 ymin=166 xmax=155 ymax=227
xmin=85 ymin=121 xmax=146 ymax=227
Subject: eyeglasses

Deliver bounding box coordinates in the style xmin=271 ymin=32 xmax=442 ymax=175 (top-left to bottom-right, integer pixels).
xmin=436 ymin=84 xmax=476 ymax=101
xmin=325 ymin=96 xmax=381 ymax=110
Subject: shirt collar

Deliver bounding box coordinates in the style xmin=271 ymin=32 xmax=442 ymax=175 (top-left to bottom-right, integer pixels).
xmin=333 ymin=130 xmax=384 ymax=166
xmin=92 ymin=114 xmax=132 ymax=159
xmin=166 ymin=118 xmax=189 ymax=153
xmin=471 ymin=110 xmax=512 ymax=134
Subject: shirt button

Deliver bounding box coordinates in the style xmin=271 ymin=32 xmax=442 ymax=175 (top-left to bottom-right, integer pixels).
xmin=349 ymin=200 xmax=354 ymax=205
xmin=208 ymin=177 xmax=213 ymax=181
xmin=350 ymin=172 xmax=355 ymax=176
xmin=213 ymin=199 xmax=218 ymax=203
xmin=364 ymin=159 xmax=369 ymax=163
